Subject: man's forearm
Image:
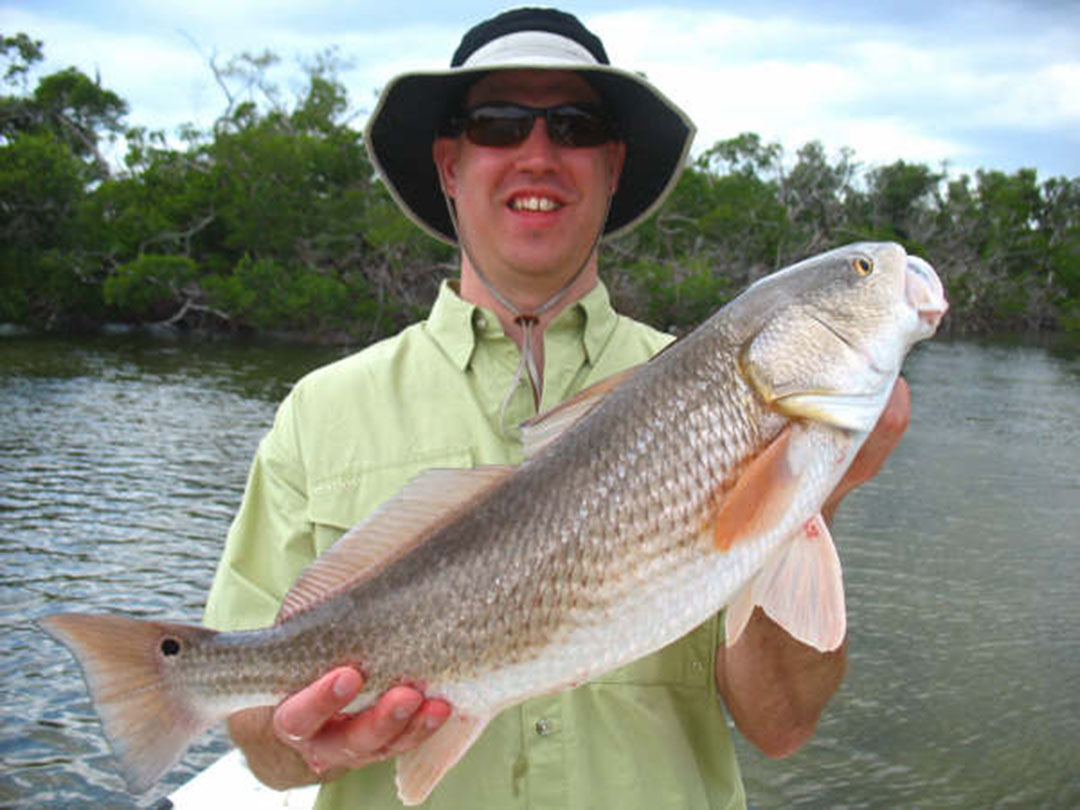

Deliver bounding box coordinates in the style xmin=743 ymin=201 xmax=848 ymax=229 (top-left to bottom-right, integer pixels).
xmin=716 ymin=607 xmax=847 ymax=758
xmin=716 ymin=378 xmax=911 ymax=755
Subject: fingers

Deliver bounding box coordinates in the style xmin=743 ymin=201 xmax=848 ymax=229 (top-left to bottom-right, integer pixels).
xmin=377 ymin=695 xmax=452 ymax=758
xmin=854 ymin=377 xmax=910 ymax=479
xmin=317 ymin=687 xmax=451 ymax=765
xmin=272 ymin=667 xmax=452 ymax=775
xmin=274 ymin=667 xmax=364 ymax=742
xmin=823 ymin=377 xmax=911 ymax=521
xmin=330 ymin=685 xmax=425 ymax=755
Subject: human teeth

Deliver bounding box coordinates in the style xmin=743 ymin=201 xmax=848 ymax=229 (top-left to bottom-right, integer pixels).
xmin=512 ymin=196 xmax=560 ymax=212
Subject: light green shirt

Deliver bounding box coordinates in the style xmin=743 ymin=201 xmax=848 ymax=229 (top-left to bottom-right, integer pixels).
xmin=204 ymin=279 xmax=746 ymax=810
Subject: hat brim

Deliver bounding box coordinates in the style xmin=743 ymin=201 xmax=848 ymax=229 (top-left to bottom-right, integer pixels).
xmin=365 ymin=64 xmax=695 ymax=246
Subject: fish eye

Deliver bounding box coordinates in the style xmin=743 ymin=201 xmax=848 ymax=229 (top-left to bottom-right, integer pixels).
xmin=852 ymin=256 xmax=873 ymax=276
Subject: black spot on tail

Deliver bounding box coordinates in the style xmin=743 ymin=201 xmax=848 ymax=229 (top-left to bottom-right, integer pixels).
xmin=160 ymin=637 xmax=181 ymax=656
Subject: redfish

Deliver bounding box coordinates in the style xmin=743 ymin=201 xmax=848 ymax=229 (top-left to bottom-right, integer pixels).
xmin=40 ymin=242 xmax=947 ymax=805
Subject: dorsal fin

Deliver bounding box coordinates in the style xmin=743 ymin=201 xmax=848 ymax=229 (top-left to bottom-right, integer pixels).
xmin=521 ymin=366 xmax=641 ymax=459
xmin=276 ymin=466 xmax=515 ymax=624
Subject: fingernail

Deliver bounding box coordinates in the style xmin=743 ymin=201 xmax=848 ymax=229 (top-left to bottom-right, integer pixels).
xmin=275 ymin=715 xmax=306 ymax=744
xmin=393 ymin=696 xmax=423 ymax=721
xmin=333 ymin=671 xmax=359 ymax=700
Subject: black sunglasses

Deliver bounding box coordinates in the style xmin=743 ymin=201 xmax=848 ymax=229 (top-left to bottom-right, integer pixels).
xmin=443 ymin=102 xmax=617 ymax=148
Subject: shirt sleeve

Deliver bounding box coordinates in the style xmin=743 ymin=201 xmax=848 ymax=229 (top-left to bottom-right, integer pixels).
xmin=203 ymin=391 xmax=317 ymax=632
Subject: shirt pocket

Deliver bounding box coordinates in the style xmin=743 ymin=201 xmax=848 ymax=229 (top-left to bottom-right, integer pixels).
xmin=306 ymin=447 xmax=474 ymax=554
xmin=588 ymin=617 xmax=719 ymax=689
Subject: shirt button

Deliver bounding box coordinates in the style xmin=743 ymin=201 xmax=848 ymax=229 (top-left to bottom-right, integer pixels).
xmin=475 ymin=314 xmax=487 ymax=329
xmin=535 ymin=717 xmax=553 ymax=736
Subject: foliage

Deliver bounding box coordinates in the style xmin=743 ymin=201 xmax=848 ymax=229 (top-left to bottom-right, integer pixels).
xmin=607 ymin=135 xmax=1079 ymax=336
xmin=1 ymin=34 xmax=1078 ymax=341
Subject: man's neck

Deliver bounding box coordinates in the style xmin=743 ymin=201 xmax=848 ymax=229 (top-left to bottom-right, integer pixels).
xmin=458 ymin=255 xmax=599 ymax=402
xmin=458 ymin=256 xmax=600 ymax=349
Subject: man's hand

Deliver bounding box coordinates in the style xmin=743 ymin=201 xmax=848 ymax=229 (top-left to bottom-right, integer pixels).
xmin=228 ymin=667 xmax=451 ymax=790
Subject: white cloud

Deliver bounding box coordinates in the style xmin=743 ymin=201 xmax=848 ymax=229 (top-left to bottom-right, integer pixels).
xmin=5 ymin=2 xmax=1077 ymax=177
xmin=590 ymin=9 xmax=960 ymax=166
xmin=590 ymin=6 xmax=1078 ymax=175
xmin=982 ymin=63 xmax=1080 ymax=130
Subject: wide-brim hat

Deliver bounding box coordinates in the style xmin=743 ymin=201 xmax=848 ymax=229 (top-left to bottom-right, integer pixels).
xmin=364 ymin=7 xmax=696 ymax=246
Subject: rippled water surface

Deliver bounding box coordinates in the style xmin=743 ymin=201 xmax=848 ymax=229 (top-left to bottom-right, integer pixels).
xmin=735 ymin=339 xmax=1080 ymax=808
xmin=0 ymin=336 xmax=342 ymax=808
xmin=2 ymin=335 xmax=1078 ymax=808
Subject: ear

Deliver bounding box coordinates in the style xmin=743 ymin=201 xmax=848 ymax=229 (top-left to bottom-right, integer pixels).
xmin=433 ymin=137 xmax=461 ymax=199
xmin=606 ymin=140 xmax=627 ymax=195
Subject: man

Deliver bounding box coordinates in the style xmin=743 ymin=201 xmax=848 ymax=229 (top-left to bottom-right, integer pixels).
xmin=204 ymin=8 xmax=910 ymax=809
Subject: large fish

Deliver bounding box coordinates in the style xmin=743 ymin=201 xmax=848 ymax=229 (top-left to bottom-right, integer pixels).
xmin=40 ymin=242 xmax=947 ymax=805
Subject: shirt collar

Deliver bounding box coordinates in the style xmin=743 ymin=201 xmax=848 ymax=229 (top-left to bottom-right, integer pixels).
xmin=424 ymin=278 xmax=619 ymax=371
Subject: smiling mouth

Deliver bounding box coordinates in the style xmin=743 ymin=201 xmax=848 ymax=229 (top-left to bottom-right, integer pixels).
xmin=510 ymin=196 xmax=562 ymax=212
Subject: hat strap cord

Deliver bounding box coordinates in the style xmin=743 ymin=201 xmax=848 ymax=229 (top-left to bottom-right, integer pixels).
xmin=440 ymin=185 xmax=610 ymax=421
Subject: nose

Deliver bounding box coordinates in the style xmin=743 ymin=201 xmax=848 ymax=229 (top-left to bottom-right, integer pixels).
xmin=515 ymin=116 xmax=559 ymax=166
xmin=905 ymin=255 xmax=949 ymax=331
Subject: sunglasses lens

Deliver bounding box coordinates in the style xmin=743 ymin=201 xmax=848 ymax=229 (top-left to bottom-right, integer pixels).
xmin=547 ymin=107 xmax=611 ymax=147
xmin=459 ymin=104 xmax=613 ymax=148
xmin=465 ymin=107 xmax=534 ymax=147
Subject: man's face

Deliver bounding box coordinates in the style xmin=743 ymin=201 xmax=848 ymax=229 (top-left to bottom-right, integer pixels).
xmin=433 ymin=70 xmax=626 ymax=294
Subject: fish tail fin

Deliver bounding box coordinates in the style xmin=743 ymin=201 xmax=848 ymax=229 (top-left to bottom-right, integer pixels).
xmin=38 ymin=612 xmax=220 ymax=793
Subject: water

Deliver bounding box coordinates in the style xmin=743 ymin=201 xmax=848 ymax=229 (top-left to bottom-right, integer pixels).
xmin=0 ymin=336 xmax=343 ymax=809
xmin=2 ymin=335 xmax=1078 ymax=808
xmin=735 ymin=339 xmax=1080 ymax=808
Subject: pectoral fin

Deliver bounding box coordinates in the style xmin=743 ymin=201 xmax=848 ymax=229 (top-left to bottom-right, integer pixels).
xmin=727 ymin=514 xmax=846 ymax=651
xmin=395 ymin=712 xmax=492 ymax=806
xmin=712 ymin=425 xmax=800 ymax=552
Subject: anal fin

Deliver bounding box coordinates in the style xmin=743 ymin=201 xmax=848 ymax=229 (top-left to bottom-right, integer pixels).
xmin=724 ymin=577 xmax=756 ymax=648
xmin=395 ymin=712 xmax=491 ymax=805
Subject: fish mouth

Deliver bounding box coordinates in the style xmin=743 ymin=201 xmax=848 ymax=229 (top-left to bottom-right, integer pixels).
xmin=906 ymin=256 xmax=948 ymax=330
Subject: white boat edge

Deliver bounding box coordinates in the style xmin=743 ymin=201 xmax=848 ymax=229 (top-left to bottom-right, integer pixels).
xmin=154 ymin=749 xmax=319 ymax=810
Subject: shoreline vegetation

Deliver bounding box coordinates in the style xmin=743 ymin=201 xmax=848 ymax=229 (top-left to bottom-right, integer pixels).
xmin=3 ymin=35 xmax=1078 ymax=345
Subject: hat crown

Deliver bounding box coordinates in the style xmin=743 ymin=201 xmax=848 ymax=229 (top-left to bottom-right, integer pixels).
xmin=451 ymin=7 xmax=609 ymax=67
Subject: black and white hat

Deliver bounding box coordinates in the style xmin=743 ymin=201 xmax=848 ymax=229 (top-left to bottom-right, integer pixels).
xmin=364 ymin=7 xmax=696 ymax=245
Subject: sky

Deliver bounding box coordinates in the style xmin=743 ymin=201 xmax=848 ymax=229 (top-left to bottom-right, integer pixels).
xmin=3 ymin=0 xmax=1079 ymax=181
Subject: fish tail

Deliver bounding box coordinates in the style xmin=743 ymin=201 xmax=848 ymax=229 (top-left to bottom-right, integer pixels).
xmin=38 ymin=612 xmax=220 ymax=793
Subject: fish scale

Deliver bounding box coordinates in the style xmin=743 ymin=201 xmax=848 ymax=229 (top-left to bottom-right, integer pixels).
xmin=38 ymin=241 xmax=948 ymax=804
